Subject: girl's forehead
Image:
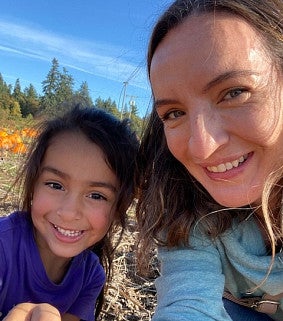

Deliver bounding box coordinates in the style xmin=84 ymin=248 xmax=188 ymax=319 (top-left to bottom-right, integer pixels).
xmin=46 ymin=131 xmax=102 ymax=157
xmin=41 ymin=131 xmax=118 ymax=188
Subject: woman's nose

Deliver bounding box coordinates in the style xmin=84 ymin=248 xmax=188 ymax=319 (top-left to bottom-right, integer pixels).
xmin=188 ymin=109 xmax=229 ymax=160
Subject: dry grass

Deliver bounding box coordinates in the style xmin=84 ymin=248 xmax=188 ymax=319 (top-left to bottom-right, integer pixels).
xmin=98 ymin=219 xmax=159 ymax=321
xmin=0 ymin=153 xmax=158 ymax=321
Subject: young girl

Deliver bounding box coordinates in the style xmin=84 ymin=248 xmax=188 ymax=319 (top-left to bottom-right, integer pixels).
xmin=0 ymin=106 xmax=139 ymax=321
xmin=136 ymin=0 xmax=283 ymax=320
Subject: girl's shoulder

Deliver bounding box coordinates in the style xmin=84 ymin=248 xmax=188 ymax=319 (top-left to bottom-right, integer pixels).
xmin=0 ymin=211 xmax=30 ymax=232
xmin=72 ymin=249 xmax=105 ymax=277
xmin=66 ymin=250 xmax=106 ymax=290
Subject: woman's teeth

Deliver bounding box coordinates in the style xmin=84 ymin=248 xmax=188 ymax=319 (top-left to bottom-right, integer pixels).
xmin=207 ymin=154 xmax=248 ymax=173
xmin=54 ymin=224 xmax=83 ymax=237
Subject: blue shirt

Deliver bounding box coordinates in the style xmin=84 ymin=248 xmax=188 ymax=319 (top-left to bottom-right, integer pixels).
xmin=0 ymin=212 xmax=105 ymax=321
xmin=153 ymin=216 xmax=283 ymax=321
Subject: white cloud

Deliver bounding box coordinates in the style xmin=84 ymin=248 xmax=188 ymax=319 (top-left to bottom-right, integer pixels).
xmin=0 ymin=19 xmax=148 ymax=89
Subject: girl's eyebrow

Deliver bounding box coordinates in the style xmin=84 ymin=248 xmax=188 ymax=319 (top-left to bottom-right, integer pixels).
xmin=41 ymin=166 xmax=66 ymax=178
xmin=88 ymin=181 xmax=117 ymax=193
xmin=41 ymin=166 xmax=117 ymax=192
xmin=202 ymin=70 xmax=259 ymax=93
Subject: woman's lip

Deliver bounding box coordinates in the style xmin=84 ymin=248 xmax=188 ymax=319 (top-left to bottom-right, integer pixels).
xmin=204 ymin=152 xmax=253 ymax=180
xmin=205 ymin=153 xmax=251 ymax=173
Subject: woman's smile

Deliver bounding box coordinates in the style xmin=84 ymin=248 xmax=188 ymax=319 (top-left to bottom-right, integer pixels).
xmin=206 ymin=153 xmax=249 ymax=174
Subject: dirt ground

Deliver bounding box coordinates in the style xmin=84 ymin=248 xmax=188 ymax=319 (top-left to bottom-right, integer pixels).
xmin=0 ymin=154 xmax=158 ymax=321
xmin=97 ymin=221 xmax=159 ymax=321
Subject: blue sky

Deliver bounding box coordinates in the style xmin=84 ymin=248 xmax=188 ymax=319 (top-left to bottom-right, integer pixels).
xmin=0 ymin=0 xmax=172 ymax=117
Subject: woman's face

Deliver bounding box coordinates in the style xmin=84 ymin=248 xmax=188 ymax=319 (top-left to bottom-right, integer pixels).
xmin=150 ymin=13 xmax=283 ymax=207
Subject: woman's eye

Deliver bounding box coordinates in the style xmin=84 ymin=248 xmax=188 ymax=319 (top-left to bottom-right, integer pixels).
xmin=45 ymin=182 xmax=63 ymax=190
xmin=89 ymin=193 xmax=106 ymax=201
xmin=223 ymin=88 xmax=246 ymax=100
xmin=161 ymin=109 xmax=185 ymax=121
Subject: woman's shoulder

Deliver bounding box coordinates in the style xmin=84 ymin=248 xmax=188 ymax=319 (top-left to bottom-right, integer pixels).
xmin=219 ymin=216 xmax=265 ymax=252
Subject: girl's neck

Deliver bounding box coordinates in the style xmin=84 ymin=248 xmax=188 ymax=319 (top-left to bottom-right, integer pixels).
xmin=33 ymin=228 xmax=72 ymax=284
xmin=41 ymin=254 xmax=71 ymax=284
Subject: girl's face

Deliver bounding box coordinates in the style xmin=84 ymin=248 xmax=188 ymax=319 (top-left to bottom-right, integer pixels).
xmin=32 ymin=131 xmax=118 ymax=263
xmin=150 ymin=13 xmax=283 ymax=208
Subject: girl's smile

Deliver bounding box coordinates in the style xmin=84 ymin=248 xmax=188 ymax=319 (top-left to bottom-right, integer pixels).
xmin=52 ymin=223 xmax=84 ymax=240
xmin=150 ymin=13 xmax=283 ymax=208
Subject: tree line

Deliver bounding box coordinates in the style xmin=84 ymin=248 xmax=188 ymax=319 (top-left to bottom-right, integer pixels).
xmin=0 ymin=58 xmax=145 ymax=135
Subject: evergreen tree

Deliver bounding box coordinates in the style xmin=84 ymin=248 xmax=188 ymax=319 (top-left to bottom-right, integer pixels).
xmin=22 ymin=84 xmax=40 ymax=117
xmin=74 ymin=81 xmax=93 ymax=107
xmin=56 ymin=67 xmax=74 ymax=104
xmin=128 ymin=103 xmax=143 ymax=137
xmin=0 ymin=73 xmax=21 ymax=118
xmin=0 ymin=73 xmax=11 ymax=96
xmin=12 ymin=79 xmax=22 ymax=100
xmin=94 ymin=97 xmax=119 ymax=118
xmin=12 ymin=79 xmax=25 ymax=116
xmin=41 ymin=58 xmax=61 ymax=114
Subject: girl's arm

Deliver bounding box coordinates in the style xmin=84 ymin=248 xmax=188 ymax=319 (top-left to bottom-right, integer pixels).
xmin=3 ymin=303 xmax=61 ymax=321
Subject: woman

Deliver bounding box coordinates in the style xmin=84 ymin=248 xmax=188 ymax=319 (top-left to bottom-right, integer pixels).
xmin=136 ymin=0 xmax=283 ymax=320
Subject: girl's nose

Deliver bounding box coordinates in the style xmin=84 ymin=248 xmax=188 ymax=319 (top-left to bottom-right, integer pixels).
xmin=56 ymin=195 xmax=82 ymax=221
xmin=188 ymin=109 xmax=229 ymax=161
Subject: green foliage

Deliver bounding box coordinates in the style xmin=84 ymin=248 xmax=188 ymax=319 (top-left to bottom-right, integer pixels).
xmin=75 ymin=81 xmax=93 ymax=107
xmin=0 ymin=59 xmax=145 ymax=135
xmin=94 ymin=97 xmax=119 ymax=118
xmin=22 ymin=84 xmax=40 ymax=117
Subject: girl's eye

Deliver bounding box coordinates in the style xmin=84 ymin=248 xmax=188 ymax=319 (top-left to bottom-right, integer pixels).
xmin=45 ymin=182 xmax=63 ymax=190
xmin=89 ymin=193 xmax=107 ymax=201
xmin=161 ymin=109 xmax=185 ymax=121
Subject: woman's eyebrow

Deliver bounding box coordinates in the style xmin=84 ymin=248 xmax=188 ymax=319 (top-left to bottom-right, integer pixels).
xmin=203 ymin=70 xmax=258 ymax=93
xmin=154 ymin=99 xmax=179 ymax=109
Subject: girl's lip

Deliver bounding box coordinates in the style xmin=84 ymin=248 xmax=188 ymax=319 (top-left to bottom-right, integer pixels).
xmin=51 ymin=223 xmax=85 ymax=243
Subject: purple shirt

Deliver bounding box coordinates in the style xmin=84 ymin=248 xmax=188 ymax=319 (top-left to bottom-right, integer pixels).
xmin=0 ymin=212 xmax=105 ymax=321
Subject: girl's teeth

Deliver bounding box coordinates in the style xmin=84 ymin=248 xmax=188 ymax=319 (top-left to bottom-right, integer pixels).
xmin=54 ymin=225 xmax=82 ymax=237
xmin=207 ymin=154 xmax=247 ymax=173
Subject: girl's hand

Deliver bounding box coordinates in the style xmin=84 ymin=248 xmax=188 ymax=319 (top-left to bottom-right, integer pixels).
xmin=3 ymin=303 xmax=61 ymax=321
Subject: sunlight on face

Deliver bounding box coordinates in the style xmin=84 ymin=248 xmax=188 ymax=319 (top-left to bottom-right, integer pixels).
xmin=31 ymin=131 xmax=119 ymax=266
xmin=150 ymin=13 xmax=283 ymax=207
